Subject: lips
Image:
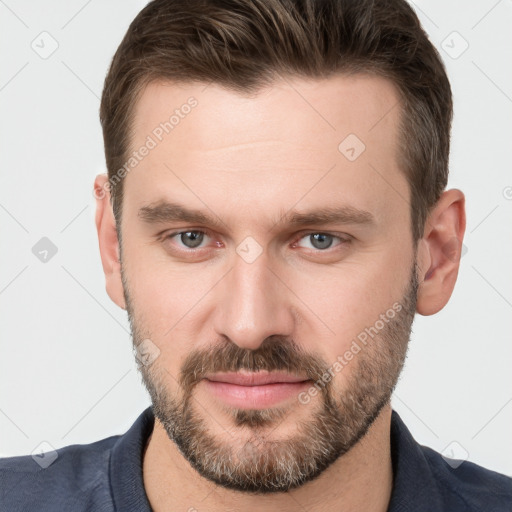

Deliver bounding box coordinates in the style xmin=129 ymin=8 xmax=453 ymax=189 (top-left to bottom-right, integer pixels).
xmin=202 ymin=371 xmax=312 ymax=409
xmin=204 ymin=370 xmax=310 ymax=386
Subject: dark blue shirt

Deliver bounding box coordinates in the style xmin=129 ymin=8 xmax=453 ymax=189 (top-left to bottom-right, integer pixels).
xmin=1 ymin=407 xmax=511 ymax=511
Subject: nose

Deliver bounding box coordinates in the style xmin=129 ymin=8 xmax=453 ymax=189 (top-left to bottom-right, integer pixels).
xmin=212 ymin=250 xmax=296 ymax=351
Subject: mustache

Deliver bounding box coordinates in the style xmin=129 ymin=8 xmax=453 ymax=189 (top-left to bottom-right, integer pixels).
xmin=178 ymin=335 xmax=330 ymax=396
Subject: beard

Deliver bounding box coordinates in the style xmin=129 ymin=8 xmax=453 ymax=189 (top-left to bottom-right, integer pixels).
xmin=122 ymin=260 xmax=419 ymax=494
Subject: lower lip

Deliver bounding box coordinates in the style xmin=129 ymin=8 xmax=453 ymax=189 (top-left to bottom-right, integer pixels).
xmin=202 ymin=379 xmax=312 ymax=409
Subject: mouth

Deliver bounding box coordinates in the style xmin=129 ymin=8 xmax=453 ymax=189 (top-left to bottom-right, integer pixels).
xmin=202 ymin=371 xmax=312 ymax=409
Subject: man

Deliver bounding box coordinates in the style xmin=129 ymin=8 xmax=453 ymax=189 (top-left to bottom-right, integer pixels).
xmin=1 ymin=0 xmax=511 ymax=510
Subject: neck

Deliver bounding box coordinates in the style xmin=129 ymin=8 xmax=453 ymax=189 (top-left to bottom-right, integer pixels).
xmin=142 ymin=404 xmax=393 ymax=512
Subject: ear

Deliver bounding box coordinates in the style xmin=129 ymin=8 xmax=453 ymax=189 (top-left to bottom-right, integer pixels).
xmin=94 ymin=174 xmax=126 ymax=310
xmin=415 ymin=188 xmax=466 ymax=316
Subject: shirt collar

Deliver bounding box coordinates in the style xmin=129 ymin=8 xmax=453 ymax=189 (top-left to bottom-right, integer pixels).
xmin=387 ymin=410 xmax=444 ymax=511
xmin=110 ymin=407 xmax=154 ymax=512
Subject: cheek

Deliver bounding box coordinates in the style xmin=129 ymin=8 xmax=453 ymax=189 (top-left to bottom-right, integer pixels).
xmin=123 ymin=239 xmax=214 ymax=329
xmin=289 ymin=250 xmax=410 ymax=359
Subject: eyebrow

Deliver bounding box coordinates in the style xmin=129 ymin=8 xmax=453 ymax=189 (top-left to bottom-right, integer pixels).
xmin=138 ymin=201 xmax=375 ymax=230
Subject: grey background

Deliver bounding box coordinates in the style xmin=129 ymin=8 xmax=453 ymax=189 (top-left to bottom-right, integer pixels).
xmin=1 ymin=0 xmax=511 ymax=476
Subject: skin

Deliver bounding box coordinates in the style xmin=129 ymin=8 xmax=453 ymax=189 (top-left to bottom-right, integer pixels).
xmin=94 ymin=74 xmax=466 ymax=511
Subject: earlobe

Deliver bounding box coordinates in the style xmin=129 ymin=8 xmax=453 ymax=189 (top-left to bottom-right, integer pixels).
xmin=94 ymin=174 xmax=127 ymax=310
xmin=416 ymin=189 xmax=466 ymax=316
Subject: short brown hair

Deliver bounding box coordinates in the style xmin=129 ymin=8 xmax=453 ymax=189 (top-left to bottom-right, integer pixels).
xmin=100 ymin=0 xmax=452 ymax=243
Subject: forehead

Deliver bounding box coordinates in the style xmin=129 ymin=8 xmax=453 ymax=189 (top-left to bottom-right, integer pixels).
xmin=124 ymin=74 xmax=408 ymax=233
xmin=131 ymin=73 xmax=401 ymax=152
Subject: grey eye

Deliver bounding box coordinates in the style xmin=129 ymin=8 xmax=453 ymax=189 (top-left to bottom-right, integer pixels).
xmin=179 ymin=231 xmax=205 ymax=248
xmin=308 ymin=233 xmax=334 ymax=250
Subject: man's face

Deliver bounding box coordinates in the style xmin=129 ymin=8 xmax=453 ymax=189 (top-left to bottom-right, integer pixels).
xmin=119 ymin=75 xmax=419 ymax=492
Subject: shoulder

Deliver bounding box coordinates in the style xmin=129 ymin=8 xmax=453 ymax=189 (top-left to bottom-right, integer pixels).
xmin=421 ymin=444 xmax=512 ymax=511
xmin=389 ymin=410 xmax=512 ymax=511
xmin=0 ymin=435 xmax=120 ymax=512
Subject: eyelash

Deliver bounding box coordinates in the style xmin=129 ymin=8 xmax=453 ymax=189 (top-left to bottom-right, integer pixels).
xmin=163 ymin=229 xmax=351 ymax=252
